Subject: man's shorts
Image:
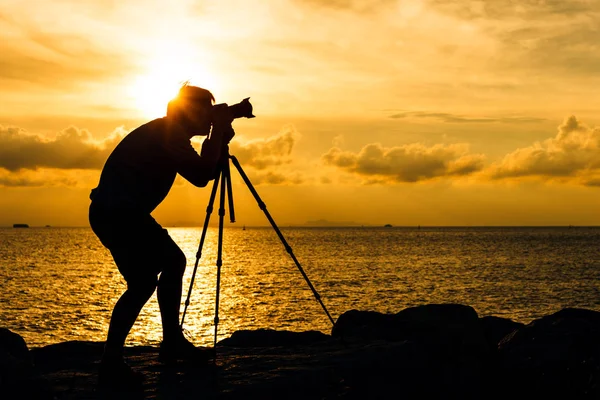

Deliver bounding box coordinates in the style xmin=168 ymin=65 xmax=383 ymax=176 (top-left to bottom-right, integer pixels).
xmin=89 ymin=202 xmax=184 ymax=286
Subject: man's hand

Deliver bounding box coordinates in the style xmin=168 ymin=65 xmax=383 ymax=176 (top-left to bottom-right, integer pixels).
xmin=211 ymin=104 xmax=235 ymax=144
xmin=212 ymin=104 xmax=234 ymax=125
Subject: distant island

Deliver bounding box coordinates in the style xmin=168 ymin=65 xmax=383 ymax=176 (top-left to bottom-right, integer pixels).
xmin=13 ymin=224 xmax=29 ymax=228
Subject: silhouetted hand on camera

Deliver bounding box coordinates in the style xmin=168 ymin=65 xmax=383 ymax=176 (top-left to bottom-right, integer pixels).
xmin=200 ymin=104 xmax=235 ymax=163
xmin=211 ymin=104 xmax=236 ymax=144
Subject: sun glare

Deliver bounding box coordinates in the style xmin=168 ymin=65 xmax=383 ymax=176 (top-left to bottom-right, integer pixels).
xmin=128 ymin=41 xmax=219 ymax=119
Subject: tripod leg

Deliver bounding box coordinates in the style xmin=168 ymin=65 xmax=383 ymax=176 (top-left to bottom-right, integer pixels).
xmin=229 ymin=155 xmax=336 ymax=326
xmin=180 ymin=172 xmax=221 ymax=329
xmin=214 ymin=166 xmax=228 ymax=347
xmin=225 ymin=157 xmax=236 ymax=223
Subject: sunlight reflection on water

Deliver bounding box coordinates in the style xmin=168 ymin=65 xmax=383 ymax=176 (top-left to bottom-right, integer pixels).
xmin=1 ymin=226 xmax=600 ymax=348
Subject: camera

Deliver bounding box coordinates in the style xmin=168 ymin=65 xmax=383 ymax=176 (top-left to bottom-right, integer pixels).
xmin=224 ymin=98 xmax=255 ymax=119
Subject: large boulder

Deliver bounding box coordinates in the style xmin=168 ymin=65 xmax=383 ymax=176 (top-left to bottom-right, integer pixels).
xmin=479 ymin=316 xmax=524 ymax=349
xmin=497 ymin=308 xmax=600 ymax=398
xmin=30 ymin=340 xmax=104 ymax=371
xmin=0 ymin=328 xmax=32 ymax=369
xmin=332 ymin=304 xmax=489 ymax=352
xmin=0 ymin=328 xmax=52 ymax=399
xmin=0 ymin=328 xmax=33 ymax=382
xmin=331 ymin=304 xmax=494 ymax=398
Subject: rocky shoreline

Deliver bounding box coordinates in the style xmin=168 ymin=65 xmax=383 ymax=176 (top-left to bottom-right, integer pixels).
xmin=2 ymin=304 xmax=600 ymax=399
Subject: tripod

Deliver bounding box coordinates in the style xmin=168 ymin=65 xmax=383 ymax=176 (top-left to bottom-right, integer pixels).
xmin=180 ymin=152 xmax=336 ymax=347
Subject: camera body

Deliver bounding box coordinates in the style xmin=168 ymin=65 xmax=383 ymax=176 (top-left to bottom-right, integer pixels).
xmin=219 ymin=98 xmax=255 ymax=120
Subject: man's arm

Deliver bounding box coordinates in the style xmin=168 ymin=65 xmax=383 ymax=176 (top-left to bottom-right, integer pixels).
xmin=169 ymin=108 xmax=235 ymax=187
xmin=167 ymin=138 xmax=220 ymax=187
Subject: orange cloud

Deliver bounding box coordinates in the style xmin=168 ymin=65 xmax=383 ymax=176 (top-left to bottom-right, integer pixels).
xmin=0 ymin=124 xmax=125 ymax=171
xmin=229 ymin=125 xmax=300 ymax=170
xmin=240 ymin=170 xmax=305 ymax=186
xmin=0 ymin=167 xmax=100 ymax=188
xmin=226 ymin=126 xmax=307 ymax=186
xmin=296 ymin=0 xmax=396 ymax=13
xmin=490 ymin=116 xmax=600 ymax=186
xmin=390 ymin=111 xmax=545 ymax=124
xmin=322 ymin=142 xmax=485 ymax=183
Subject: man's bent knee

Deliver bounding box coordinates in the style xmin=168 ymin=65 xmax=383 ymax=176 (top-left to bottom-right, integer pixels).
xmin=127 ymin=277 xmax=158 ymax=299
xmin=165 ymin=247 xmax=186 ymax=278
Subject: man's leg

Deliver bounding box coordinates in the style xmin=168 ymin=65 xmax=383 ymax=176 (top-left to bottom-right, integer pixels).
xmin=99 ymin=278 xmax=156 ymax=387
xmin=155 ymin=237 xmax=214 ymax=363
xmin=103 ymin=280 xmax=157 ymax=361
xmin=156 ymin=244 xmax=186 ymax=342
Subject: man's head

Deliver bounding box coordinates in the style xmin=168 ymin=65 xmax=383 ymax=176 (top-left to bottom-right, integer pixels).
xmin=167 ymin=83 xmax=215 ymax=136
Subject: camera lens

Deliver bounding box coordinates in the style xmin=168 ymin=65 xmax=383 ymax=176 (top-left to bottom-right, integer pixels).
xmin=227 ymin=98 xmax=255 ymax=119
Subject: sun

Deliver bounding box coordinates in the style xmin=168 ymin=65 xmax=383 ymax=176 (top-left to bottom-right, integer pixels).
xmin=128 ymin=41 xmax=219 ymax=118
xmin=129 ymin=69 xmax=183 ymax=118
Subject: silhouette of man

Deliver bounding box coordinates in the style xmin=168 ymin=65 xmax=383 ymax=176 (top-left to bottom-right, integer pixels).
xmin=89 ymin=84 xmax=234 ymax=386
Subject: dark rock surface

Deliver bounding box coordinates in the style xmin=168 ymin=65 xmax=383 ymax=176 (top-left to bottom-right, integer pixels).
xmin=498 ymin=308 xmax=600 ymax=398
xmin=219 ymin=328 xmax=331 ymax=347
xmin=2 ymin=304 xmax=600 ymax=399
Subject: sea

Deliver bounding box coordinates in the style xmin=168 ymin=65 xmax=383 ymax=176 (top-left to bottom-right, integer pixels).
xmin=1 ymin=226 xmax=599 ymax=349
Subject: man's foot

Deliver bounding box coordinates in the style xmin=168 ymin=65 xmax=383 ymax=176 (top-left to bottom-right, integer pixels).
xmin=158 ymin=337 xmax=215 ymax=365
xmin=98 ymin=357 xmax=143 ymax=390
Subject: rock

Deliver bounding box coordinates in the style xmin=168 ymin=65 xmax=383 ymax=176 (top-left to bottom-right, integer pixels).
xmin=218 ymin=329 xmax=332 ymax=347
xmin=331 ymin=304 xmax=494 ymax=398
xmin=0 ymin=327 xmax=32 ymax=372
xmin=331 ymin=309 xmax=403 ymax=341
xmin=333 ymin=304 xmax=481 ymax=340
xmin=479 ymin=316 xmax=524 ymax=349
xmin=498 ymin=308 xmax=600 ymax=398
xmin=395 ymin=304 xmax=487 ymax=352
xmin=31 ymin=341 xmax=104 ymax=372
xmin=332 ymin=304 xmax=490 ymax=354
xmin=5 ymin=305 xmax=600 ymax=399
xmin=0 ymin=328 xmax=52 ymax=399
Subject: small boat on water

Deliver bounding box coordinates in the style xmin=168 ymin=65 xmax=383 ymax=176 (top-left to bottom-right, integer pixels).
xmin=13 ymin=224 xmax=29 ymax=228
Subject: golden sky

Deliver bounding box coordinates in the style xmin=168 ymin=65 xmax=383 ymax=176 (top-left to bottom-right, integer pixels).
xmin=1 ymin=0 xmax=599 ymax=227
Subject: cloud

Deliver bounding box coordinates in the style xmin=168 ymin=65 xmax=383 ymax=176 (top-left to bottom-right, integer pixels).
xmin=241 ymin=170 xmax=305 ymax=186
xmin=295 ymin=0 xmax=396 ymax=13
xmin=322 ymin=142 xmax=485 ymax=183
xmin=0 ymin=172 xmax=45 ymax=187
xmin=229 ymin=125 xmax=300 ymax=170
xmin=429 ymin=0 xmax=594 ymax=20
xmin=0 ymin=33 xmax=134 ymax=89
xmin=428 ymin=1 xmax=600 ymax=79
xmin=332 ymin=134 xmax=345 ymax=147
xmin=0 ymin=167 xmax=98 ymax=188
xmin=390 ymin=111 xmax=545 ymax=124
xmin=0 ymin=124 xmax=124 ymax=171
xmin=490 ymin=116 xmax=600 ymax=186
xmin=499 ymin=25 xmax=600 ymax=76
xmin=585 ymin=179 xmax=600 ymax=187
xmin=227 ymin=126 xmax=306 ymax=185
